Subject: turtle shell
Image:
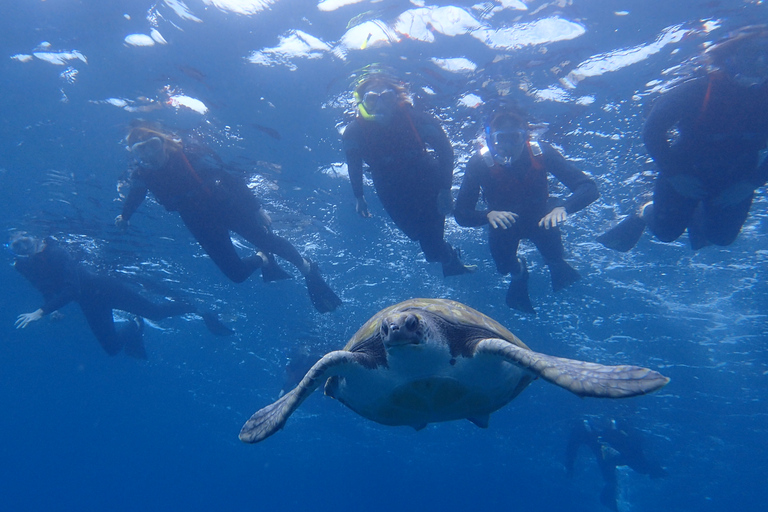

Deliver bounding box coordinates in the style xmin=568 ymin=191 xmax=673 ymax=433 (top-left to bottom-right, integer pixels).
xmin=343 ymin=298 xmax=531 ymax=351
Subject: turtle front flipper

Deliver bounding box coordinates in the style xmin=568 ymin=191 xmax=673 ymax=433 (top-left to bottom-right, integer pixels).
xmin=239 ymin=350 xmax=358 ymax=443
xmin=474 ymin=339 xmax=669 ymax=398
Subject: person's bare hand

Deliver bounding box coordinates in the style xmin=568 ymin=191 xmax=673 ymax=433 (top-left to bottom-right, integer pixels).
xmin=356 ymin=197 xmax=371 ymax=218
xmin=15 ymin=309 xmax=44 ymax=329
xmin=487 ymin=211 xmax=518 ymax=229
xmin=539 ymin=207 xmax=567 ymax=229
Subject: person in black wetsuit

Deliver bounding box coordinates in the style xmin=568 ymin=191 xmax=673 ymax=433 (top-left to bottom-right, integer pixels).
xmin=565 ymin=417 xmax=667 ymax=511
xmin=114 ymin=120 xmax=341 ymax=313
xmin=10 ymin=234 xmax=231 ymax=359
xmin=454 ymin=107 xmax=599 ymax=313
xmin=342 ymin=74 xmax=474 ymax=277
xmin=598 ymin=25 xmax=768 ymax=252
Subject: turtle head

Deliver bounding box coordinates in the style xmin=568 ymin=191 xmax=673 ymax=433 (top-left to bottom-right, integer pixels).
xmin=380 ymin=312 xmax=426 ymax=348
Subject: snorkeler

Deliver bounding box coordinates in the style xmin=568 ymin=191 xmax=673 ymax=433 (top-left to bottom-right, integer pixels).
xmin=454 ymin=106 xmax=599 ymax=313
xmin=115 ymin=120 xmax=341 ymax=313
xmin=10 ymin=233 xmax=231 ymax=359
xmin=598 ymin=25 xmax=768 ymax=252
xmin=565 ymin=417 xmax=667 ymax=511
xmin=342 ymin=73 xmax=475 ymax=277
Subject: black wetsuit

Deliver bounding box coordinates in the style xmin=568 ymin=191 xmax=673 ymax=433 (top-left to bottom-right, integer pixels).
xmin=455 ymin=142 xmax=598 ymax=275
xmin=120 ymin=147 xmax=305 ymax=283
xmin=14 ymin=239 xmax=194 ymax=356
xmin=565 ymin=419 xmax=666 ymax=511
xmin=643 ymin=73 xmax=768 ymax=247
xmin=343 ymin=105 xmax=456 ymax=264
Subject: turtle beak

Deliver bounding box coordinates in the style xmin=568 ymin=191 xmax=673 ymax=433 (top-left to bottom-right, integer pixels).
xmin=381 ymin=313 xmax=422 ymax=348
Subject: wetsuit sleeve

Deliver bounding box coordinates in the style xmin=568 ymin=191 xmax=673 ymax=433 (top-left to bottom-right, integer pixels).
xmin=121 ymin=172 xmax=149 ymax=221
xmin=543 ymin=144 xmax=599 ymax=213
xmin=343 ymin=121 xmax=366 ymax=199
xmin=454 ymin=155 xmax=490 ymax=227
xmin=417 ymin=113 xmax=454 ymax=189
xmin=642 ymin=78 xmax=706 ymax=174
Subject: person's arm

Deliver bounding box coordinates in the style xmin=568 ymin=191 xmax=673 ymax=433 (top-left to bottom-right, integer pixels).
xmin=544 ymin=144 xmax=600 ymax=214
xmin=454 ymin=156 xmax=494 ymax=227
xmin=342 ymin=122 xmax=370 ymax=217
xmin=116 ymin=172 xmax=149 ymax=226
xmin=643 ymin=78 xmax=706 ymax=173
xmin=418 ymin=113 xmax=455 ymax=191
xmin=14 ymin=243 xmax=79 ymax=325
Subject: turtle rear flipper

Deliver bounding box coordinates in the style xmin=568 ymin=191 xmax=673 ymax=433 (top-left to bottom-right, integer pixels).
xmin=239 ymin=350 xmax=359 ymax=443
xmin=474 ymin=339 xmax=669 ymax=398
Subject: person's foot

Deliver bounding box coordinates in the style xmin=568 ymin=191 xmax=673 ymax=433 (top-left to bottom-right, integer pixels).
xmin=549 ymin=260 xmax=581 ymax=292
xmin=258 ymin=252 xmax=292 ymax=282
xmin=505 ymin=259 xmax=535 ymax=314
xmin=304 ymin=261 xmax=342 ymax=313
xmin=442 ymin=248 xmax=477 ymax=277
xmin=123 ymin=317 xmax=148 ymax=360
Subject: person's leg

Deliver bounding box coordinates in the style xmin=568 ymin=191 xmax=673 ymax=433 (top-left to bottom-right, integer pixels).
xmin=646 ymin=176 xmax=698 ymax=243
xmin=78 ymin=298 xmax=123 ymax=356
xmin=92 ymin=276 xmax=195 ymax=321
xmin=489 ymin=229 xmax=522 ymax=276
xmin=490 ymin=229 xmax=534 ymax=313
xmin=184 ymin=214 xmax=259 ymax=283
xmin=231 ymin=207 xmax=341 ymax=312
xmin=702 ymin=193 xmax=754 ymax=246
xmin=531 ymin=225 xmax=581 ymax=292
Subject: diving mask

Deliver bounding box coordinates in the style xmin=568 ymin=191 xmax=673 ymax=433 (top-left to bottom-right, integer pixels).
xmin=357 ymin=88 xmax=397 ymax=121
xmin=489 ymin=128 xmax=527 ymax=163
xmin=131 ymin=136 xmax=168 ymax=170
xmin=7 ymin=236 xmax=44 ymax=257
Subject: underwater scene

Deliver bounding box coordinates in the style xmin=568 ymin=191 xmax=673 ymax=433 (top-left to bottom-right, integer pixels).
xmin=1 ymin=1 xmax=767 ymax=511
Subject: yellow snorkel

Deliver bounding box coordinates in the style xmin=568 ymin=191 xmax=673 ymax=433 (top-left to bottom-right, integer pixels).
xmin=354 ymin=90 xmax=376 ymax=121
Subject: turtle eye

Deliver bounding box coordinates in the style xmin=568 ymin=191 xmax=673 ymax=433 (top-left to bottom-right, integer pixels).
xmin=380 ymin=322 xmax=389 ymax=337
xmin=405 ymin=314 xmax=419 ymax=332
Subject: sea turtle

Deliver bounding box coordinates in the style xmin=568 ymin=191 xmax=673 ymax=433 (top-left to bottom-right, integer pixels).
xmin=240 ymin=298 xmax=669 ymax=443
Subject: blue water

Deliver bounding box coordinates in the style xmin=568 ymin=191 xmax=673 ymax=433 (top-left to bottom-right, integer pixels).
xmin=1 ymin=1 xmax=767 ymax=511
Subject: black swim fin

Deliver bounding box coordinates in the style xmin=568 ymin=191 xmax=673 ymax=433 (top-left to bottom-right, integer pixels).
xmin=597 ymin=214 xmax=646 ymax=252
xmin=260 ymin=252 xmax=292 ymax=282
xmin=122 ymin=317 xmax=148 ymax=360
xmin=549 ymin=260 xmax=581 ymax=292
xmin=201 ymin=311 xmax=234 ymax=336
xmin=305 ymin=262 xmax=342 ymax=313
xmin=441 ymin=247 xmax=477 ymax=277
xmin=505 ymin=260 xmax=535 ymax=314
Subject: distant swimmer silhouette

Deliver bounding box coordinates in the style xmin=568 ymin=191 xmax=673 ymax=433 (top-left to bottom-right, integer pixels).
xmin=598 ymin=25 xmax=768 ymax=252
xmin=115 ymin=120 xmax=341 ymax=313
xmin=455 ymin=105 xmax=599 ymax=313
xmin=10 ymin=233 xmax=231 ymax=359
xmin=239 ymin=299 xmax=669 ymax=444
xmin=342 ymin=72 xmax=474 ymax=277
xmin=566 ymin=417 xmax=667 ymax=511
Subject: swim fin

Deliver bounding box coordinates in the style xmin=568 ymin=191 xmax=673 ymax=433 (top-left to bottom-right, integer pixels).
xmin=442 ymin=247 xmax=477 ymax=277
xmin=260 ymin=252 xmax=292 ymax=282
xmin=122 ymin=317 xmax=148 ymax=360
xmin=597 ymin=214 xmax=646 ymax=252
xmin=305 ymin=261 xmax=342 ymax=313
xmin=201 ymin=311 xmax=234 ymax=336
xmin=505 ymin=260 xmax=535 ymax=314
xmin=548 ymin=260 xmax=581 ymax=292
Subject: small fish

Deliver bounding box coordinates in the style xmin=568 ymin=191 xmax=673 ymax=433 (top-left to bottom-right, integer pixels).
xmin=178 ymin=65 xmax=207 ymax=83
xmin=252 ymin=123 xmax=281 ymax=140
